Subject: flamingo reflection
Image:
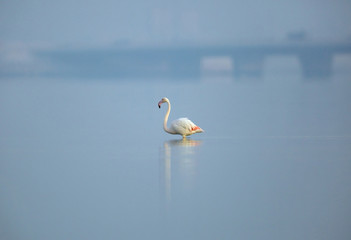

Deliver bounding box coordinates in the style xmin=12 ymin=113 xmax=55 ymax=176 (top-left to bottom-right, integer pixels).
xmin=160 ymin=139 xmax=202 ymax=206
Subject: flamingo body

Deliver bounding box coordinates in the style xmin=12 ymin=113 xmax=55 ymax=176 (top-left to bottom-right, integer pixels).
xmin=169 ymin=118 xmax=203 ymax=136
xmin=158 ymin=97 xmax=204 ymax=138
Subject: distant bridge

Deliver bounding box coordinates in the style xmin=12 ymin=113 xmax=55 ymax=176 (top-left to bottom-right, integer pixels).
xmin=40 ymin=42 xmax=351 ymax=78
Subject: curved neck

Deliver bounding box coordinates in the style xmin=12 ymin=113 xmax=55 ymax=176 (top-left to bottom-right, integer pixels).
xmin=164 ymin=101 xmax=176 ymax=134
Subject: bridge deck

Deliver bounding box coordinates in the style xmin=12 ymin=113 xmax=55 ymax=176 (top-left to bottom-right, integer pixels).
xmin=38 ymin=42 xmax=351 ymax=78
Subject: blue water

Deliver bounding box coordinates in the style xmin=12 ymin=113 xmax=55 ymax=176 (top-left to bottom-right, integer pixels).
xmin=1 ymin=74 xmax=351 ymax=239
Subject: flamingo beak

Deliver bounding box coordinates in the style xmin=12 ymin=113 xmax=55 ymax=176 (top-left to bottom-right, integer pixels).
xmin=158 ymin=101 xmax=162 ymax=108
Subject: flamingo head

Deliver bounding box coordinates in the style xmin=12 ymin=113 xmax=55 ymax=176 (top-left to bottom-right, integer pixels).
xmin=158 ymin=97 xmax=169 ymax=108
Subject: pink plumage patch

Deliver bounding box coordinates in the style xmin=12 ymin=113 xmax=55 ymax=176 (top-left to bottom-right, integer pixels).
xmin=191 ymin=126 xmax=201 ymax=131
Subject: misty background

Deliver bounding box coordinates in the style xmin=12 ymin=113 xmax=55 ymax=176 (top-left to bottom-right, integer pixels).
xmin=2 ymin=0 xmax=351 ymax=45
xmin=1 ymin=0 xmax=351 ymax=78
xmin=1 ymin=1 xmax=351 ymax=240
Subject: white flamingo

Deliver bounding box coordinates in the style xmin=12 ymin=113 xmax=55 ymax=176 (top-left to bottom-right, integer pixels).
xmin=158 ymin=97 xmax=204 ymax=139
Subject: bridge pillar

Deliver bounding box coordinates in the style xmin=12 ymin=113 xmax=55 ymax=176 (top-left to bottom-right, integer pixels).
xmin=299 ymin=52 xmax=333 ymax=78
xmin=233 ymin=54 xmax=264 ymax=77
xmin=169 ymin=56 xmax=201 ymax=77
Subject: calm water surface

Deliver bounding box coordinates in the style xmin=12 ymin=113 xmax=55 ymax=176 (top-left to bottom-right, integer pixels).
xmin=1 ymin=75 xmax=351 ymax=239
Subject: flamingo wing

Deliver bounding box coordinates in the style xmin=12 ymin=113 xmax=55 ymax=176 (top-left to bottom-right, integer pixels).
xmin=170 ymin=118 xmax=202 ymax=136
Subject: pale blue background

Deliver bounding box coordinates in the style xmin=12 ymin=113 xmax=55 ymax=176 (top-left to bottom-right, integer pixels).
xmin=1 ymin=1 xmax=351 ymax=239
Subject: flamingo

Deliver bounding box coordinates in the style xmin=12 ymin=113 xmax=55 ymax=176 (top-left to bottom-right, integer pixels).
xmin=158 ymin=97 xmax=204 ymax=139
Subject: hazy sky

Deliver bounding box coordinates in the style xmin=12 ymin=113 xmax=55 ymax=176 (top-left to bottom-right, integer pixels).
xmin=1 ymin=0 xmax=351 ymax=47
